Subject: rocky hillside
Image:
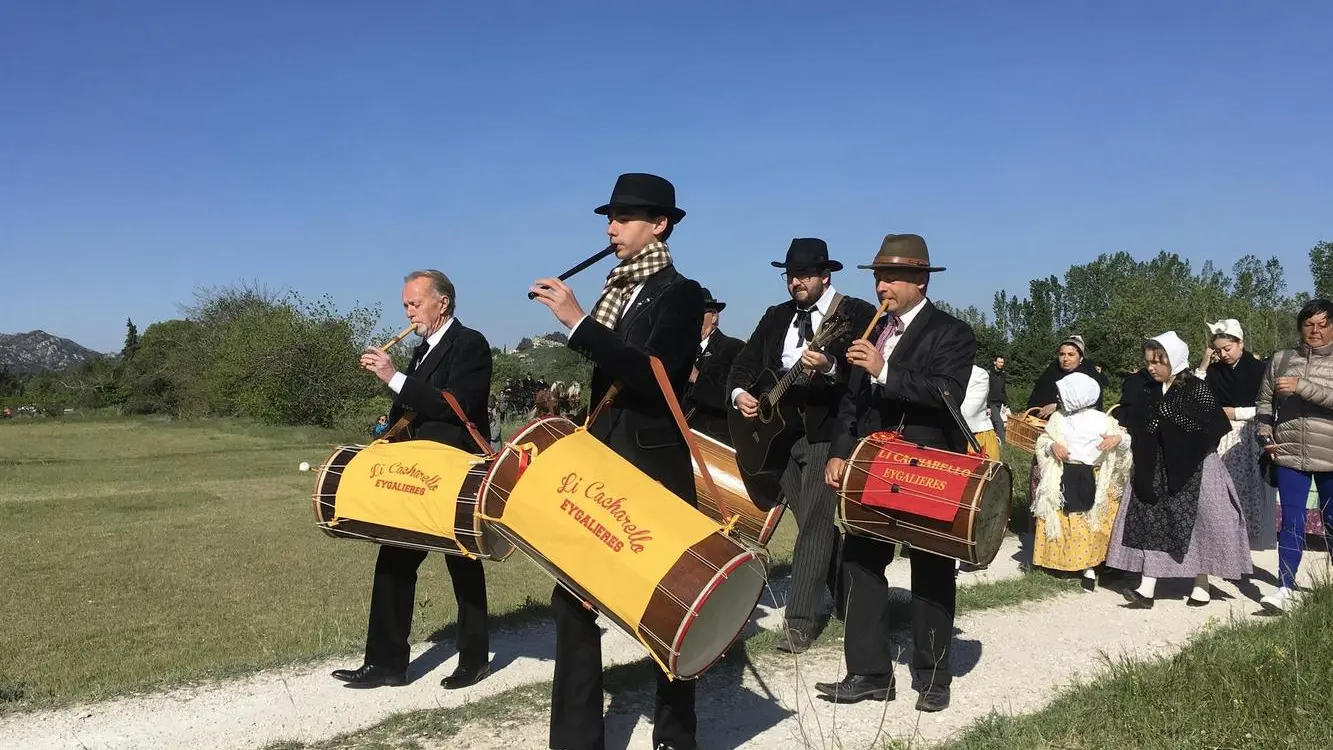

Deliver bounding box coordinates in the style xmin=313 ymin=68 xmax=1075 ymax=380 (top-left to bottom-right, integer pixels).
xmin=0 ymin=331 xmax=105 ymax=375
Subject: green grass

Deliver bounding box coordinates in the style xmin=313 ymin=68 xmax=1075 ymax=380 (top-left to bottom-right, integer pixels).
xmin=0 ymin=416 xmax=1033 ymax=718
xmin=917 ymin=584 xmax=1333 ymax=750
xmin=0 ymin=416 xmax=796 ymax=713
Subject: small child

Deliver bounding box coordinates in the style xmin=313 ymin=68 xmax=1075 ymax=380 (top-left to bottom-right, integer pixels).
xmin=1032 ymin=372 xmax=1132 ymax=590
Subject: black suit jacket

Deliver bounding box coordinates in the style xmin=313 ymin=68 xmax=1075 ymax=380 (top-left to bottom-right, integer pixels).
xmin=567 ymin=265 xmax=705 ymax=504
xmin=388 ymin=320 xmax=493 ymax=455
xmin=727 ymin=294 xmax=877 ymax=444
xmin=685 ymin=328 xmax=745 ymax=444
xmin=830 ymin=301 xmax=978 ymax=459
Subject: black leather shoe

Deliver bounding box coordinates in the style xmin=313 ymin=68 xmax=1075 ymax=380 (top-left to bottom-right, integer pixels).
xmin=775 ymin=627 xmax=815 ymax=654
xmin=441 ymin=662 xmax=491 ymax=689
xmin=814 ymin=674 xmax=896 ymax=703
xmin=331 ymin=663 xmax=407 ymax=688
xmin=1123 ymin=589 xmax=1154 ymax=609
xmin=916 ymin=687 xmax=951 ymax=712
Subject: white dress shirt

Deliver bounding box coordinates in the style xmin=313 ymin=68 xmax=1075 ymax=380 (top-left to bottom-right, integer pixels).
xmin=388 ymin=317 xmax=454 ymax=394
xmin=730 ymin=285 xmax=840 ymax=409
xmin=871 ymin=297 xmax=928 ymax=386
xmin=699 ymin=332 xmax=712 ymax=353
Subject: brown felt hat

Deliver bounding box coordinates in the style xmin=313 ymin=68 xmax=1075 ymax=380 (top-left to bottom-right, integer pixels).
xmin=857 ymin=233 xmax=947 ymax=273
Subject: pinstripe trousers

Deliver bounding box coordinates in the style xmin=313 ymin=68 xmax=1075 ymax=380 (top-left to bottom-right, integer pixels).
xmin=778 ymin=435 xmax=843 ymax=632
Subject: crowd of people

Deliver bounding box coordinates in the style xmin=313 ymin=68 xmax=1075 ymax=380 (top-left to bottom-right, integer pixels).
xmin=1010 ymin=306 xmax=1333 ymax=614
xmin=331 ymin=169 xmax=1331 ymax=750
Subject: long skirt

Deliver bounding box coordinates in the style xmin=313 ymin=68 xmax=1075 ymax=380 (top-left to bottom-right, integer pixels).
xmin=1105 ymin=454 xmax=1253 ymax=580
xmin=1220 ymin=420 xmax=1276 ymax=550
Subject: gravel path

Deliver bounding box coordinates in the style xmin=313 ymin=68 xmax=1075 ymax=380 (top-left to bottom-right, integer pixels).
xmin=2 ymin=538 xmax=1319 ymax=750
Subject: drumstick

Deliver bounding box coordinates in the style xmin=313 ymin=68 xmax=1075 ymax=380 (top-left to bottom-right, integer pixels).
xmin=376 ymin=325 xmax=417 ymax=353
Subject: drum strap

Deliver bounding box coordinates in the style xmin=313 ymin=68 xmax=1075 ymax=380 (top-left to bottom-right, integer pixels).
xmin=649 ymin=356 xmax=721 ymax=503
xmin=379 ymin=393 xmax=495 ymax=457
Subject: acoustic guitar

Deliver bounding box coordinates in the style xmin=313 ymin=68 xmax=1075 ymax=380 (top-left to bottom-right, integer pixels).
xmin=727 ymin=311 xmax=854 ymax=508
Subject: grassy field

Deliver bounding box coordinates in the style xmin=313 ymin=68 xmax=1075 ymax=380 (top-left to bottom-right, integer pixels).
xmin=0 ymin=416 xmax=1033 ymax=713
xmin=0 ymin=416 xmax=798 ymax=712
xmin=917 ymin=583 xmax=1333 ymax=750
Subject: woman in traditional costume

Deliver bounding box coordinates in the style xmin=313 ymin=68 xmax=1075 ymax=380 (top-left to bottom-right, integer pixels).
xmin=1196 ymin=318 xmax=1273 ymax=550
xmin=1106 ymin=332 xmax=1253 ymax=607
xmin=1031 ymin=372 xmax=1132 ymax=590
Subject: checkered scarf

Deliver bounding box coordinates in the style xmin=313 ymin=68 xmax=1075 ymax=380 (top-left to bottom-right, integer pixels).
xmin=588 ymin=241 xmax=673 ymax=328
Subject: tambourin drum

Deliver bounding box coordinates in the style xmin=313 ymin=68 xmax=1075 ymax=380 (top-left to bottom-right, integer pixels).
xmin=837 ymin=431 xmax=1012 ymax=567
xmin=479 ymin=416 xmax=767 ymax=680
xmin=691 ymin=430 xmax=784 ymax=548
xmin=312 ymin=441 xmax=515 ymax=561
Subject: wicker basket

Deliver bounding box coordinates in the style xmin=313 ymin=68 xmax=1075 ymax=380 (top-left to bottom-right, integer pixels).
xmin=1005 ymin=407 xmax=1048 ymax=455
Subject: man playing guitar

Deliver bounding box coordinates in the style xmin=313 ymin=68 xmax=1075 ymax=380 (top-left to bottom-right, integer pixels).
xmin=727 ymin=238 xmax=875 ymax=653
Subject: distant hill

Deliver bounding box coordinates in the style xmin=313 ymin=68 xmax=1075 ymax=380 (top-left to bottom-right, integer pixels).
xmin=0 ymin=331 xmax=106 ymax=375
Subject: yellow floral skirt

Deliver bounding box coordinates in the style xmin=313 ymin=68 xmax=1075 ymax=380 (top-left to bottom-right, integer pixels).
xmin=1033 ymin=487 xmax=1122 ymax=572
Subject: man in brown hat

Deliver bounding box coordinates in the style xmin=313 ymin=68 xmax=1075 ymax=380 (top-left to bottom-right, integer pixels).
xmin=727 ymin=238 xmax=876 ymax=653
xmin=530 ymin=172 xmax=705 ymax=750
xmin=816 ymin=233 xmax=977 ymax=713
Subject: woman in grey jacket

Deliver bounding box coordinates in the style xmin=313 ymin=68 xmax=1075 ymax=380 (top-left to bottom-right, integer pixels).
xmin=1256 ymin=298 xmax=1333 ymax=612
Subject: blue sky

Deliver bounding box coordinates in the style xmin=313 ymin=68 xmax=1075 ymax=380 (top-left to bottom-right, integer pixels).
xmin=2 ymin=2 xmax=1330 ymax=352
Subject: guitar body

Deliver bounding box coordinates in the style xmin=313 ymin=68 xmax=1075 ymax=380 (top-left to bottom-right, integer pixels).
xmin=727 ymin=368 xmax=805 ymax=511
xmin=727 ymin=306 xmax=856 ymax=513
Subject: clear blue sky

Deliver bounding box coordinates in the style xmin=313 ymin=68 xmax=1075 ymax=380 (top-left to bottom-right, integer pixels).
xmin=3 ymin=2 xmax=1330 ymax=353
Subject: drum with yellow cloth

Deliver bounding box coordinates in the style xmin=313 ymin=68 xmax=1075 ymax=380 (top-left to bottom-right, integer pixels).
xmin=837 ymin=431 xmax=1012 ymax=567
xmin=479 ymin=417 xmax=768 ymax=680
xmin=312 ymin=440 xmax=515 ymax=561
xmin=691 ymin=430 xmax=785 ymax=548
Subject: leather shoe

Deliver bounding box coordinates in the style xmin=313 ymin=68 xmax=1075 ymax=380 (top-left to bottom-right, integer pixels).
xmin=775 ymin=627 xmax=815 ymax=654
xmin=441 ymin=662 xmax=491 ymax=689
xmin=814 ymin=673 xmax=896 ymax=703
xmin=1123 ymin=589 xmax=1154 ymax=609
xmin=330 ymin=663 xmax=407 ymax=688
xmin=916 ymin=687 xmax=951 ymax=712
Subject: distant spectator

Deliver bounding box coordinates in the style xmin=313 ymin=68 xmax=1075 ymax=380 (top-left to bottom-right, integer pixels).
xmin=987 ymin=356 xmax=1008 ymax=442
xmin=371 ymin=414 xmax=389 ymax=438
xmin=1027 ymin=335 xmax=1105 ymax=418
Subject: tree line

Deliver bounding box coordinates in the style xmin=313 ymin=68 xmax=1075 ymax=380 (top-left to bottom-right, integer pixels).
xmin=937 ymin=240 xmax=1332 ymax=389
xmin=3 ymin=240 xmax=1327 ymax=426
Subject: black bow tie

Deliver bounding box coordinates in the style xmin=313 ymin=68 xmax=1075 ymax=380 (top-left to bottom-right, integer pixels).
xmin=793 ymin=307 xmax=815 ymax=346
xmin=409 ymin=341 xmax=430 ymax=370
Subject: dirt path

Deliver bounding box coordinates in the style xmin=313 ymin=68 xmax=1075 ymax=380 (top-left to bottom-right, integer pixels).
xmin=2 ymin=539 xmax=1317 ymax=750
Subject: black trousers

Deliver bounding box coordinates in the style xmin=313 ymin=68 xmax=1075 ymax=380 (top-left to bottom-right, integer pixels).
xmin=988 ymin=401 xmax=1006 ymax=442
xmin=841 ymin=534 xmax=955 ymax=691
xmin=549 ymin=585 xmax=696 ymax=750
xmin=364 ymin=545 xmax=489 ymax=672
xmin=778 ymin=436 xmax=843 ymax=631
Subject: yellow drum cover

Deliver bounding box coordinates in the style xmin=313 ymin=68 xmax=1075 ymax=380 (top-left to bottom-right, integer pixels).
xmin=331 ymin=440 xmax=485 ymax=544
xmin=497 ymin=429 xmax=720 ymax=633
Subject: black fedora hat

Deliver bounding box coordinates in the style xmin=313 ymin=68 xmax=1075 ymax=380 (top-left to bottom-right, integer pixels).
xmin=857 ymin=233 xmax=946 ymax=273
xmin=701 ymin=287 xmax=726 ymax=313
xmin=771 ymin=238 xmax=843 ymax=273
xmin=593 ymin=173 xmax=686 ymax=222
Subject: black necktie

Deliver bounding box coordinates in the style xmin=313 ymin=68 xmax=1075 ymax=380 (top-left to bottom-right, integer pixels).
xmin=793 ymin=308 xmax=815 ymax=346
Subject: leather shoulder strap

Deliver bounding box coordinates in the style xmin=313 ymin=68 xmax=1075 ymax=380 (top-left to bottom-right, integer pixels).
xmin=649 ymin=356 xmax=719 ymax=501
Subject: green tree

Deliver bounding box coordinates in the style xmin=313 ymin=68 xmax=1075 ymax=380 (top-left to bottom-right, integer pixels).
xmin=121 ymin=318 xmax=140 ymax=361
xmin=1310 ymin=240 xmax=1333 ymax=300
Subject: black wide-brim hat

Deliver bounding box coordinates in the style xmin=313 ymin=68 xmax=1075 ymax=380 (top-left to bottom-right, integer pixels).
xmin=771 ymin=237 xmax=843 ymax=273
xmin=701 ymin=287 xmax=726 ymax=312
xmin=857 ymin=233 xmax=947 ymax=272
xmin=593 ymin=172 xmax=686 ymax=222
